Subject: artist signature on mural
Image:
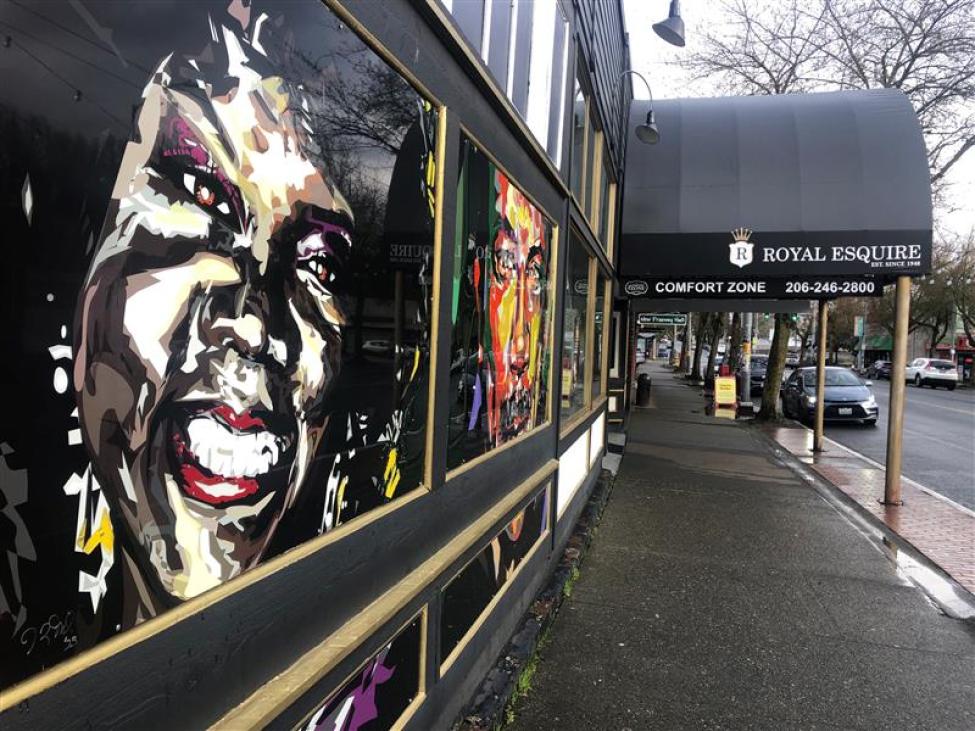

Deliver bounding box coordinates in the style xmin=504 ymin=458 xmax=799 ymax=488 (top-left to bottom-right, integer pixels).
xmin=17 ymin=611 xmax=78 ymax=657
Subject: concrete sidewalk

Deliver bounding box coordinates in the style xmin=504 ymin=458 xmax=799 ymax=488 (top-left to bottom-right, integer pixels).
xmin=763 ymin=424 xmax=975 ymax=597
xmin=509 ymin=365 xmax=975 ymax=730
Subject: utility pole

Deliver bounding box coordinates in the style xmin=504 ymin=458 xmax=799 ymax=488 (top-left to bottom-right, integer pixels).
xmin=813 ymin=300 xmax=828 ymax=452
xmin=883 ymin=276 xmax=911 ymax=505
xmin=740 ymin=312 xmax=753 ymax=411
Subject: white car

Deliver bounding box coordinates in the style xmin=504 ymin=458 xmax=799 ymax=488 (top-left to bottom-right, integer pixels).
xmin=362 ymin=339 xmax=393 ymax=355
xmin=905 ymin=357 xmax=958 ymax=390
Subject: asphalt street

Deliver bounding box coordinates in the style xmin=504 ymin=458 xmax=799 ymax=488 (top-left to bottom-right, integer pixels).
xmin=814 ymin=379 xmax=975 ymax=511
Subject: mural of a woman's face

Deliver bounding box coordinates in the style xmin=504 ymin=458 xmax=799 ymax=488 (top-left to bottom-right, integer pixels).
xmin=487 ymin=172 xmax=546 ymax=442
xmin=74 ymin=29 xmax=353 ymax=600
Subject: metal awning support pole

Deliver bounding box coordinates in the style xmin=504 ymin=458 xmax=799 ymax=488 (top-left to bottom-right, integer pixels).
xmin=813 ymin=300 xmax=828 ymax=452
xmin=883 ymin=275 xmax=911 ymax=504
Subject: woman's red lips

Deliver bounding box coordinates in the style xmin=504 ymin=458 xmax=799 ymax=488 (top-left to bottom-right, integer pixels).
xmin=178 ymin=461 xmax=260 ymax=505
xmin=171 ymin=433 xmax=261 ymax=505
xmin=165 ymin=404 xmax=295 ymax=507
xmin=211 ymin=404 xmax=267 ymax=431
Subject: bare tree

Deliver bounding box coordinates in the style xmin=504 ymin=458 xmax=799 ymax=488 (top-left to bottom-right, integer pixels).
xmin=689 ymin=0 xmax=975 ymax=199
xmin=690 ymin=313 xmax=712 ymax=381
xmin=704 ymin=314 xmax=726 ymax=390
xmin=816 ymin=0 xmax=975 ymax=193
xmin=911 ymin=242 xmax=958 ymax=355
xmin=726 ymin=312 xmax=744 ymax=372
xmin=794 ymin=313 xmax=814 ymax=365
xmin=949 ymin=237 xmax=975 ymax=382
xmin=685 ymin=0 xmax=828 ymax=95
xmin=827 ymin=299 xmax=859 ymax=363
xmin=758 ymin=313 xmax=791 ymax=420
xmin=951 ymin=235 xmax=975 ymax=346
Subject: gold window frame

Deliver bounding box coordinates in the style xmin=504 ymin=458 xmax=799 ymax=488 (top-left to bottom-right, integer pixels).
xmin=444 ymin=124 xmax=561 ymax=483
xmin=289 ymin=608 xmax=428 ymax=731
xmin=437 ymin=481 xmax=552 ymax=678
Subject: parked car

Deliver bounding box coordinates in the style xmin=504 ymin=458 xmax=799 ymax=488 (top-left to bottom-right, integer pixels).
xmin=905 ymin=358 xmax=958 ymax=390
xmin=741 ymin=355 xmax=769 ymax=396
xmin=780 ymin=366 xmax=878 ymax=425
xmin=866 ymin=360 xmax=892 ymax=380
xmin=362 ymin=339 xmax=393 ymax=356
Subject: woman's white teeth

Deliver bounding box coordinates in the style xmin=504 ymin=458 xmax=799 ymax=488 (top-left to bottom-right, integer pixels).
xmin=185 ymin=417 xmax=288 ymax=478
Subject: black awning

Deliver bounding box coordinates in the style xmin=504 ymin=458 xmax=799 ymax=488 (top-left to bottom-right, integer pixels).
xmin=620 ymin=89 xmax=932 ymax=279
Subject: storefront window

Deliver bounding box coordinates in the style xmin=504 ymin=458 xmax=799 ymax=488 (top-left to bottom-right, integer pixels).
xmin=0 ymin=0 xmax=437 ymax=688
xmin=570 ymin=73 xmax=586 ymax=203
xmin=447 ymin=0 xmax=569 ymax=164
xmin=584 ymin=119 xmax=600 ymax=218
xmin=448 ymin=138 xmax=554 ymax=470
xmin=592 ymin=275 xmax=606 ymax=399
xmin=598 ymin=156 xmax=612 ymax=247
xmin=561 ymin=231 xmax=591 ymax=421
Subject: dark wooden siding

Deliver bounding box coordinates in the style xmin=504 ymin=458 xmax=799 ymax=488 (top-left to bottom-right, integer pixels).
xmin=574 ymin=0 xmax=631 ymax=174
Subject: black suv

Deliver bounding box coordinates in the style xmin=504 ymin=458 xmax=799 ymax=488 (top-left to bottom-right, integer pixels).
xmin=867 ymin=360 xmax=892 ymax=380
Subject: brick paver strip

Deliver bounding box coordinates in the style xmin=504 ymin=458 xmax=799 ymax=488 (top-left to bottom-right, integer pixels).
xmin=765 ymin=425 xmax=975 ymax=596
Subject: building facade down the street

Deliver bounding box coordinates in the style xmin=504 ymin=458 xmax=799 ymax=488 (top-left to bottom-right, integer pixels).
xmin=0 ymin=0 xmax=628 ymax=727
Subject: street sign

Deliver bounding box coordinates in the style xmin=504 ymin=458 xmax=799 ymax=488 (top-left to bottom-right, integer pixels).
xmin=623 ymin=276 xmax=883 ymax=300
xmin=637 ymin=313 xmax=687 ymax=327
xmin=854 ymin=316 xmax=865 ymax=337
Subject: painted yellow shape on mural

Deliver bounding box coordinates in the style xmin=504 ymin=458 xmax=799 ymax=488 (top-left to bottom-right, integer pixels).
xmin=383 ymin=448 xmax=401 ymax=499
xmin=82 ymin=509 xmax=115 ymax=556
xmin=336 ymin=475 xmax=349 ymax=524
xmin=410 ymin=348 xmax=421 ymax=381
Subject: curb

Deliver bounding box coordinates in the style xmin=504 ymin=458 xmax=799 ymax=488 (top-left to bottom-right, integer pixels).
xmin=452 ymin=468 xmax=618 ymax=731
xmin=751 ymin=425 xmax=975 ymax=621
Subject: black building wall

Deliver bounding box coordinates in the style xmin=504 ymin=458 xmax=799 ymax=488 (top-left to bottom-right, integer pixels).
xmin=0 ymin=1 xmax=629 ymax=727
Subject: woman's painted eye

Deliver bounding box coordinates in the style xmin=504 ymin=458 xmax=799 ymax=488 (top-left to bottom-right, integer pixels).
xmin=302 ymin=255 xmax=332 ymax=285
xmin=296 ymin=231 xmax=344 ymax=293
xmin=183 ymin=172 xmax=232 ymax=215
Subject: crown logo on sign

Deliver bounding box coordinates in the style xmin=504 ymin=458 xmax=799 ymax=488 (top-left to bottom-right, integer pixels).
xmin=731 ymin=228 xmax=752 ymax=242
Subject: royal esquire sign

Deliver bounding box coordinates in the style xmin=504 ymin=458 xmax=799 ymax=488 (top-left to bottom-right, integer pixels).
xmin=620 ymin=228 xmax=931 ymax=279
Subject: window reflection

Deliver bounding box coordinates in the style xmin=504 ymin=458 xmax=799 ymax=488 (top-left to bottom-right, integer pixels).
xmin=561 ymin=231 xmax=590 ymax=420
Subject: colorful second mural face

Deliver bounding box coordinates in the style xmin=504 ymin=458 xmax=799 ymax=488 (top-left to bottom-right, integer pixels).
xmin=448 ymin=139 xmax=553 ymax=470
xmin=0 ymin=0 xmax=435 ymax=688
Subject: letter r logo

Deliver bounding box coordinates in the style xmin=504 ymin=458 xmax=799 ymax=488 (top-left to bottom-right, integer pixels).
xmin=729 ymin=228 xmax=754 ymax=268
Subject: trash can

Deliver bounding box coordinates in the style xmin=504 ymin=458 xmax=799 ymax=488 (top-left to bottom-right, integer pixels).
xmin=636 ymin=373 xmax=652 ymax=407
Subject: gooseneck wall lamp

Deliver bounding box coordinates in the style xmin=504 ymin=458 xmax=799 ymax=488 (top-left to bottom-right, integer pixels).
xmin=618 ymin=70 xmax=660 ymax=145
xmin=653 ymin=0 xmax=686 ymax=48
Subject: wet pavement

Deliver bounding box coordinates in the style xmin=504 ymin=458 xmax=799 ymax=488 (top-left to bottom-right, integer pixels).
xmin=765 ymin=424 xmax=975 ymax=598
xmin=509 ymin=364 xmax=975 ymax=730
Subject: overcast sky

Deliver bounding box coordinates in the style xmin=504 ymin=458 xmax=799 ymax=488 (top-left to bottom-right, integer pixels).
xmin=621 ymin=0 xmax=974 ymax=240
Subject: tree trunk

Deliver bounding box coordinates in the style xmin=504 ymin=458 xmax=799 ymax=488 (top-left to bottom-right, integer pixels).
xmin=690 ymin=313 xmax=711 ymax=381
xmin=727 ymin=312 xmax=743 ymax=372
xmin=679 ymin=314 xmax=692 ymax=372
xmin=758 ymin=313 xmax=790 ymax=420
xmin=704 ymin=315 xmax=724 ymax=391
